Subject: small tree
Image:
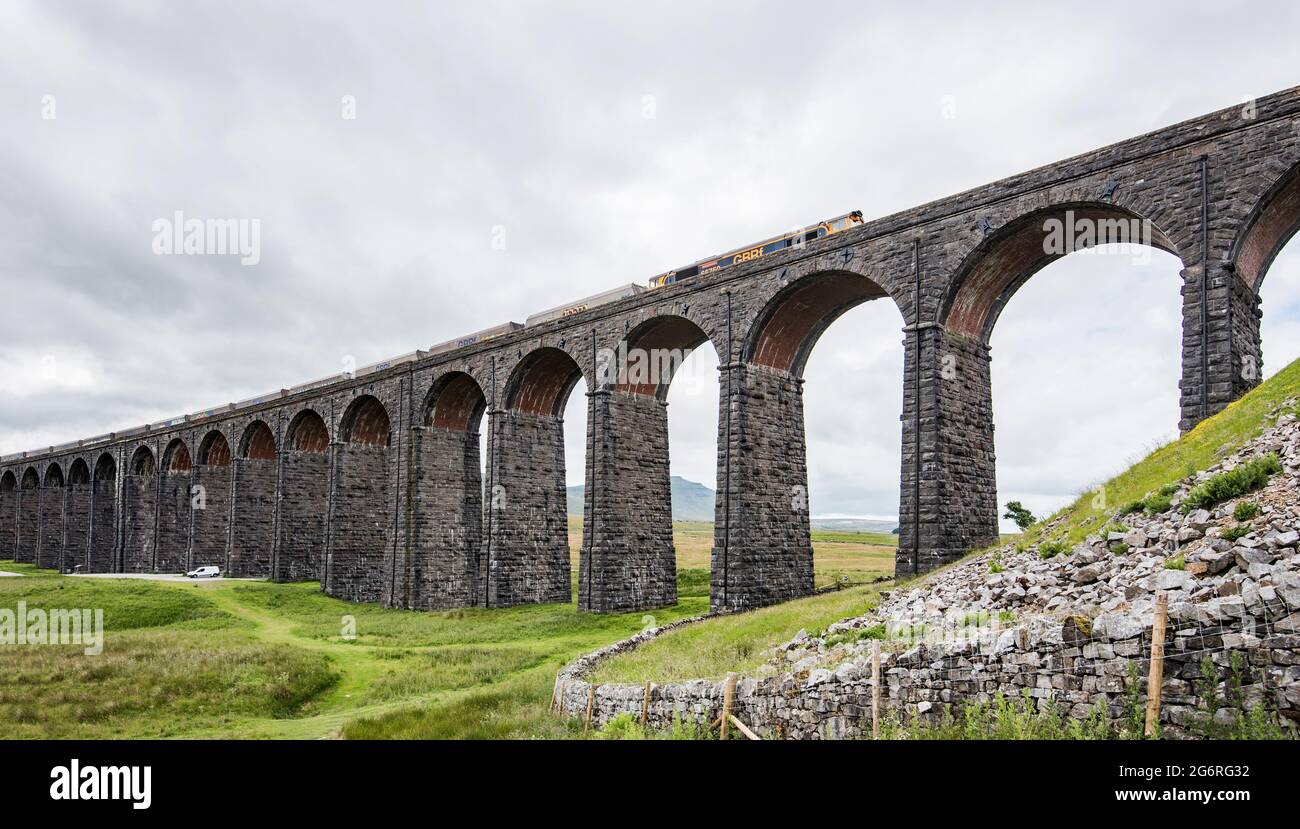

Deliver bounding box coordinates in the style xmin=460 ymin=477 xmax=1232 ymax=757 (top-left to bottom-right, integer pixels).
xmin=1003 ymin=501 xmax=1035 ymax=531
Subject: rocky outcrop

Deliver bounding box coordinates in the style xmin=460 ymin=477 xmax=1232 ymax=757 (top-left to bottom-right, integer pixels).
xmin=556 ymin=405 xmax=1300 ymax=738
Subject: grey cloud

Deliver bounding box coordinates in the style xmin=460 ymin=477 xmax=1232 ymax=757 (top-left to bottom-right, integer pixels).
xmin=3 ymin=1 xmax=1300 ymax=528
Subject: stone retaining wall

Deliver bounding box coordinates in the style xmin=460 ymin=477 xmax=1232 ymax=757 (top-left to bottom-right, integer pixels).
xmin=555 ymin=611 xmax=1300 ymax=739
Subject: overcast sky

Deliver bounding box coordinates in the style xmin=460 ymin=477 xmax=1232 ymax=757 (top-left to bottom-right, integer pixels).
xmin=2 ymin=2 xmax=1298 ymax=531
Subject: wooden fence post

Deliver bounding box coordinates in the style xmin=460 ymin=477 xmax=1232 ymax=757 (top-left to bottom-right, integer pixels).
xmin=641 ymin=681 xmax=651 ymax=728
xmin=1145 ymin=591 xmax=1168 ymax=738
xmin=871 ymin=640 xmax=882 ymax=740
xmin=584 ymin=685 xmax=595 ymax=732
xmin=721 ymin=672 xmax=738 ymax=741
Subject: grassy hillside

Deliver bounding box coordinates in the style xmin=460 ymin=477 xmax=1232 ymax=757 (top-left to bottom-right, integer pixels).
xmin=586 ymin=357 xmax=1300 ymax=691
xmin=1021 ymin=358 xmax=1300 ymax=548
xmin=0 ymin=522 xmax=892 ymax=739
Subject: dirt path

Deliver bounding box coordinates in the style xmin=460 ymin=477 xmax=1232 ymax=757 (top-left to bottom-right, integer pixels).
xmin=158 ymin=581 xmax=456 ymax=739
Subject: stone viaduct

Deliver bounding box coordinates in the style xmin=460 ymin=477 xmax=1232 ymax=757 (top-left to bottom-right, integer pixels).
xmin=3 ymin=86 xmax=1300 ymax=614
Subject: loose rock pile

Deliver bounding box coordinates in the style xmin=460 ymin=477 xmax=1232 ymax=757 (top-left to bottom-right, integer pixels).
xmin=557 ymin=406 xmax=1300 ymax=738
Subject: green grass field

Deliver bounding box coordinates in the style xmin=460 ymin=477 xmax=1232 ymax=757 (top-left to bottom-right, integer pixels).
xmin=5 ymin=351 xmax=1295 ymax=740
xmin=0 ymin=524 xmax=894 ymax=739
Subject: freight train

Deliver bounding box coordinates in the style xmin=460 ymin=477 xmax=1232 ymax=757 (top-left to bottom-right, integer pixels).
xmin=646 ymin=210 xmax=863 ymax=289
xmin=1 ymin=211 xmax=863 ymax=461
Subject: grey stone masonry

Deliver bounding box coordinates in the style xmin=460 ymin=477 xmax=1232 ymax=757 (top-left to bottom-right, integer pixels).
xmin=483 ymin=410 xmax=572 ymax=607
xmin=275 ymin=452 xmax=329 ymax=582
xmin=15 ymin=482 xmax=38 ymax=564
xmin=230 ymin=459 xmax=276 ymax=577
xmin=0 ymin=482 xmax=15 ymax=558
xmin=88 ymin=477 xmax=116 ymax=573
xmin=324 ymin=443 xmax=394 ymax=603
xmin=556 ymin=614 xmax=1299 ymax=739
xmin=7 ymin=86 xmax=1300 ymax=607
xmin=711 ymin=364 xmax=814 ymax=613
xmin=579 ymin=390 xmax=677 ymax=613
xmin=898 ymin=328 xmax=1000 ymax=576
xmin=394 ymin=426 xmax=483 ymax=610
xmin=63 ymin=484 xmax=91 ymax=571
xmin=122 ymin=475 xmax=156 ymax=572
xmin=156 ymin=473 xmax=189 ymax=573
xmin=36 ymin=485 xmax=63 ymax=569
xmin=190 ymin=465 xmax=230 ymax=570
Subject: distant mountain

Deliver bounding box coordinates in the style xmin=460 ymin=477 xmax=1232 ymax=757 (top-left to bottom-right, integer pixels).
xmin=567 ymin=475 xmax=716 ymax=522
xmin=566 ymin=477 xmax=899 ymax=532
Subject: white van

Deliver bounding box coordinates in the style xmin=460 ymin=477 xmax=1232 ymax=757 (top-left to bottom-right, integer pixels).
xmin=186 ymin=565 xmax=221 ymax=579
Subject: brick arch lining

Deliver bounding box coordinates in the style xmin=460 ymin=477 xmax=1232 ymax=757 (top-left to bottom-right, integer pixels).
xmin=287 ymin=410 xmax=330 ymax=453
xmin=162 ymin=439 xmax=191 ymax=474
xmin=942 ymin=202 xmax=1181 ymax=342
xmin=614 ymin=315 xmax=710 ymax=399
xmin=43 ymin=463 xmax=64 ymax=487
xmin=506 ymin=347 xmax=584 ymax=417
xmin=130 ymin=447 xmax=156 ymax=477
xmin=341 ymin=395 xmax=391 ymax=446
xmin=745 ymin=270 xmax=890 ymax=377
xmin=1234 ymin=162 xmax=1300 ymax=291
xmin=21 ymin=467 xmax=38 ymax=489
xmin=94 ymin=453 xmax=116 ymax=481
xmin=240 ymin=420 xmax=278 ymax=460
xmin=197 ymin=431 xmax=232 ymax=466
xmin=424 ymin=372 xmax=487 ymax=431
xmin=68 ymin=458 xmax=90 ymax=486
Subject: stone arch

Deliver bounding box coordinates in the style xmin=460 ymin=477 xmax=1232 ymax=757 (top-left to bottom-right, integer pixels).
xmin=229 ymin=419 xmax=277 ymax=578
xmin=423 ymin=372 xmax=487 ymax=432
xmin=340 ymin=395 xmax=392 ymax=446
xmin=157 ymin=439 xmax=192 ymax=571
xmin=940 ymin=201 xmax=1183 ymax=343
xmin=504 ymin=346 xmax=585 ymax=416
xmin=68 ymin=458 xmax=90 ymax=486
xmin=0 ymin=471 xmax=14 ymax=559
xmin=64 ymin=459 xmax=92 ymax=571
xmin=287 ymin=409 xmax=330 ymax=452
xmin=88 ymin=453 xmax=117 ymax=572
xmin=239 ymin=420 xmax=278 ymax=459
xmin=278 ymin=410 xmax=330 ymax=582
xmin=14 ymin=467 xmax=40 ymax=564
xmin=482 ymin=345 xmax=582 ymax=607
xmin=613 ymin=314 xmax=712 ymax=401
xmin=94 ymin=453 xmax=116 ymax=482
xmin=197 ymin=431 xmax=232 ymax=466
xmin=578 ymin=313 xmax=718 ymax=612
xmin=162 ymin=438 xmax=191 ymax=474
xmin=743 ymin=269 xmax=895 ymax=377
xmin=130 ymin=446 xmax=155 ymax=476
xmin=43 ymin=463 xmax=64 ymax=488
xmin=37 ymin=463 xmax=65 ymax=568
xmin=328 ymin=394 xmax=394 ymax=602
xmin=193 ymin=430 xmax=233 ymax=573
xmin=1232 ymin=159 xmax=1300 ymax=292
xmin=122 ymin=446 xmax=157 ymax=572
xmin=397 ymin=371 xmax=490 ymax=611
